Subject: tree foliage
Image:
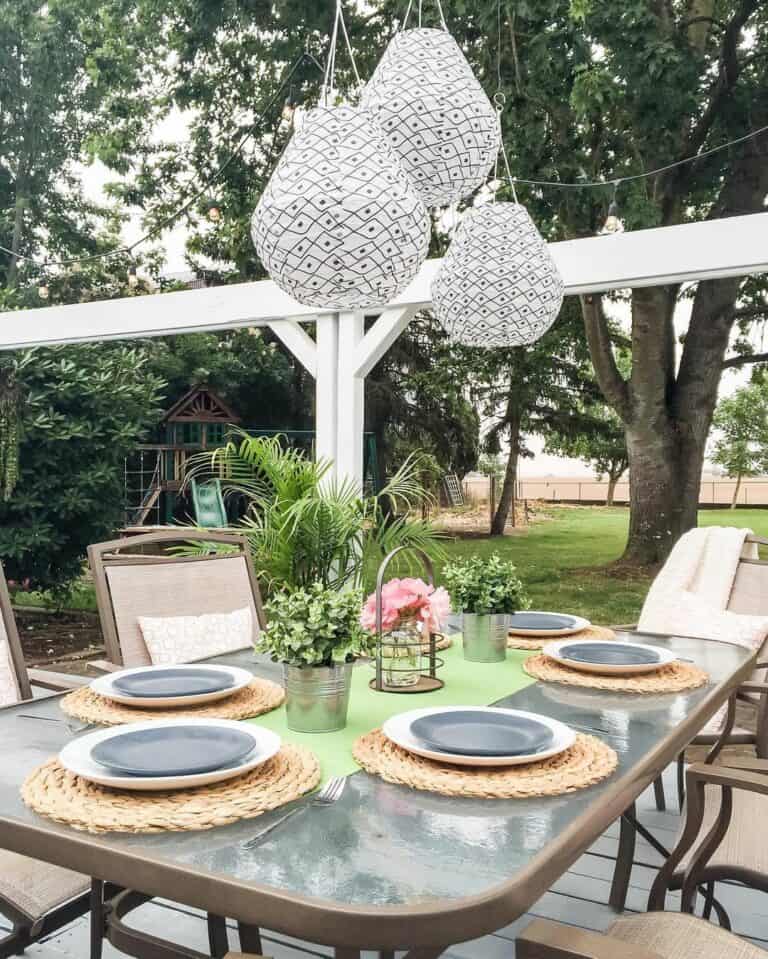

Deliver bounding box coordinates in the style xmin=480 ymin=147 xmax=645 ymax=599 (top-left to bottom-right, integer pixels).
xmin=0 ymin=345 xmax=164 ymax=595
xmin=711 ymin=378 xmax=768 ymax=505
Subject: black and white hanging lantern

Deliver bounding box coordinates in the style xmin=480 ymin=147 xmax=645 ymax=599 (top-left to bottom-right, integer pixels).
xmin=251 ymin=105 xmax=431 ymax=310
xmin=431 ymin=203 xmax=565 ymax=347
xmin=360 ymin=28 xmax=501 ymax=208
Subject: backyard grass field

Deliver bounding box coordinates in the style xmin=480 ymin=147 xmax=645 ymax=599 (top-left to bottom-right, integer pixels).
xmin=12 ymin=506 xmax=768 ymax=630
xmin=435 ymin=507 xmax=768 ymax=627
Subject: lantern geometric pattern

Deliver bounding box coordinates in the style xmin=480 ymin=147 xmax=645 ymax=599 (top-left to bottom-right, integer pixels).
xmin=251 ymin=105 xmax=431 ymax=310
xmin=360 ymin=28 xmax=501 ymax=208
xmin=431 ymin=203 xmax=565 ymax=347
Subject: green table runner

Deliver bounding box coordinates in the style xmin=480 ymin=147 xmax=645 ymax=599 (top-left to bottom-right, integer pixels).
xmin=249 ymin=645 xmax=535 ymax=780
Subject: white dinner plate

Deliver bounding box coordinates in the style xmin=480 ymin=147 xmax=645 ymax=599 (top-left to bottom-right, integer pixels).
xmin=543 ymin=639 xmax=678 ymax=676
xmin=383 ymin=706 xmax=576 ymax=767
xmin=91 ymin=664 xmax=253 ymax=708
xmin=507 ymin=611 xmax=591 ymax=638
xmin=59 ymin=719 xmax=280 ymax=791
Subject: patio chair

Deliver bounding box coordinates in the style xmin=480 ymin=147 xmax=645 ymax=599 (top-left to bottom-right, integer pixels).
xmin=0 ymin=563 xmax=96 ymax=958
xmin=517 ymin=913 xmax=766 ymax=958
xmin=87 ymin=529 xmax=266 ymax=668
xmin=647 ymin=750 xmax=768 ymax=929
xmin=87 ymin=530 xmax=267 ymax=958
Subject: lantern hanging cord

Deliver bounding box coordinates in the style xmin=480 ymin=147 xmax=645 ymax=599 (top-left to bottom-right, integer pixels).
xmin=323 ymin=0 xmax=362 ymax=104
xmin=402 ymin=0 xmax=448 ymax=31
xmin=493 ymin=0 xmax=517 ymax=203
xmin=0 ymin=49 xmax=323 ymax=272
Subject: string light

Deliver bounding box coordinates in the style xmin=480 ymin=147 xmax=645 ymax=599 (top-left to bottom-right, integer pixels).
xmin=37 ymin=279 xmax=49 ymax=300
xmin=127 ymin=264 xmax=139 ymax=288
xmin=599 ymin=182 xmax=624 ymax=235
xmin=206 ymin=200 xmax=222 ymax=222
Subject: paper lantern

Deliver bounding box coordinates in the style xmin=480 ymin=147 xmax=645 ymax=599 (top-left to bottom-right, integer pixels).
xmin=251 ymin=104 xmax=431 ymax=309
xmin=431 ymin=203 xmax=565 ymax=347
xmin=360 ymin=28 xmax=501 ymax=208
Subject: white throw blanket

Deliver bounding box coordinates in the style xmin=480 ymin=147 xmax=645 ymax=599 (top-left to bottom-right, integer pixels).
xmin=638 ymin=526 xmax=768 ymax=646
xmin=638 ymin=526 xmax=768 ymax=733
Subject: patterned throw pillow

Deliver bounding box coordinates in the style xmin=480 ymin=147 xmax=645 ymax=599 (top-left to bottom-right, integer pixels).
xmin=138 ymin=607 xmax=253 ymax=666
xmin=0 ymin=639 xmax=19 ymax=706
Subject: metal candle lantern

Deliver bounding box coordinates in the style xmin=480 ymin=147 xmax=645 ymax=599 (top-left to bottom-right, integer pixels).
xmin=370 ymin=546 xmax=445 ymax=694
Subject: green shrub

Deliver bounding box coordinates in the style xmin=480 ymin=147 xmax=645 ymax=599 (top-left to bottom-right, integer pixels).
xmin=443 ymin=553 xmax=529 ymax=615
xmin=257 ymin=583 xmax=371 ymax=667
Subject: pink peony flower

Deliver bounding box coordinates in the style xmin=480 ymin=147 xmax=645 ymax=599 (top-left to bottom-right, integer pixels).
xmin=360 ymin=577 xmax=451 ymax=634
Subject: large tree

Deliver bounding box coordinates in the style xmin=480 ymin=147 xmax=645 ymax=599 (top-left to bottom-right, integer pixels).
xmin=710 ymin=377 xmax=768 ymax=506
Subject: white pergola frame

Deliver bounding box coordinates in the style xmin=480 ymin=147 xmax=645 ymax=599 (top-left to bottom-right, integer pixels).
xmin=3 ymin=212 xmax=767 ymax=490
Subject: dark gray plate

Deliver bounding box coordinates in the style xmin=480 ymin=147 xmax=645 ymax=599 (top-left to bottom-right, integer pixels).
xmin=560 ymin=642 xmax=661 ymax=666
xmin=90 ymin=725 xmax=256 ymax=777
xmin=112 ymin=668 xmax=235 ymax=699
xmin=409 ymin=710 xmax=555 ymax=757
xmin=508 ymin=612 xmax=579 ymax=631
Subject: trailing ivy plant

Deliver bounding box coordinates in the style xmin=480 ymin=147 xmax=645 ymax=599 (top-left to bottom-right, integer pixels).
xmin=258 ymin=583 xmax=371 ymax=667
xmin=443 ymin=553 xmax=529 ymax=616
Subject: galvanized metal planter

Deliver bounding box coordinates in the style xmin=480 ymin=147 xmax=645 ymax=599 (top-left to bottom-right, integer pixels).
xmin=283 ymin=662 xmax=353 ymax=733
xmin=461 ymin=613 xmax=509 ymax=663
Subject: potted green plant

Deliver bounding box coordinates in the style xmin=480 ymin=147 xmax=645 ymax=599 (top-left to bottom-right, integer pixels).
xmin=443 ymin=554 xmax=528 ymax=662
xmin=257 ymin=583 xmax=371 ymax=732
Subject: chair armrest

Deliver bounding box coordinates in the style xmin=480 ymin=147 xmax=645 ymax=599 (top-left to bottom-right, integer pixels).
xmin=713 ymin=756 xmax=768 ymax=774
xmin=224 ymin=953 xmax=270 ymax=958
xmin=517 ymin=919 xmax=663 ymax=959
xmin=87 ymin=659 xmax=122 ymax=674
xmin=738 ymin=680 xmax=768 ymax=694
xmin=687 ymin=762 xmax=768 ymax=796
xmin=28 ymin=668 xmax=90 ymax=691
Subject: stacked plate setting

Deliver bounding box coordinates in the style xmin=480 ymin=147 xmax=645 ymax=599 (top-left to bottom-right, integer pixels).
xmin=60 ymin=664 xmax=279 ymax=791
xmin=542 ymin=639 xmax=677 ymax=676
xmin=507 ymin=611 xmax=591 ymax=638
xmin=383 ymin=706 xmax=576 ymax=767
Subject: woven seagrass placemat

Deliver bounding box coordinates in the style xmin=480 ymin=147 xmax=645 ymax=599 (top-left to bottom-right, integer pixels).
xmin=60 ymin=678 xmax=285 ymax=726
xmin=523 ymin=654 xmax=708 ymax=694
xmin=21 ymin=745 xmax=319 ymax=834
xmin=352 ymin=729 xmax=617 ymax=799
xmin=507 ymin=624 xmax=616 ymax=651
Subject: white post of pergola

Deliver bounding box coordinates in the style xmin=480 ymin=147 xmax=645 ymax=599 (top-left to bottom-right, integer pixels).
xmin=1 ymin=212 xmax=766 ymax=493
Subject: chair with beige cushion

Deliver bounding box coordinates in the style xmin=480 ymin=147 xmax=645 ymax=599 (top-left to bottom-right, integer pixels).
xmin=88 ymin=529 xmax=266 ymax=668
xmin=87 ymin=530 xmax=267 ymax=959
xmin=0 ymin=564 xmax=94 ymax=958
xmin=517 ymin=913 xmax=766 ymax=958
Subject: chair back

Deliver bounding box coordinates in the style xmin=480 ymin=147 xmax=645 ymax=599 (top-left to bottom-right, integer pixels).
xmin=88 ymin=531 xmax=266 ymax=667
xmin=0 ymin=565 xmax=31 ymax=703
xmin=727 ymin=535 xmax=768 ymax=616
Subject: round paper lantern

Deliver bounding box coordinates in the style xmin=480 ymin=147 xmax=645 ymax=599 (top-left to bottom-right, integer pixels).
xmin=431 ymin=203 xmax=565 ymax=347
xmin=251 ymin=105 xmax=431 ymax=309
xmin=360 ymin=28 xmax=501 ymax=208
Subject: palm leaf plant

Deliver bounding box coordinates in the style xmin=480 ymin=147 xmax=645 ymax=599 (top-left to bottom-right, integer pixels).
xmin=181 ymin=431 xmax=444 ymax=594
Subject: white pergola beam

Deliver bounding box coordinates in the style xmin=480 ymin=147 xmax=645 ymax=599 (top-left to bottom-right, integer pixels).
xmin=1 ymin=212 xmax=765 ymax=352
xmin=268 ymin=319 xmax=318 ymax=377
xmin=353 ymin=305 xmax=420 ymax=378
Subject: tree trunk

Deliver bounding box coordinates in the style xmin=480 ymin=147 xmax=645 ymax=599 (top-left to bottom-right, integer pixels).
xmin=491 ymin=412 xmax=521 ymax=535
xmin=606 ymin=475 xmax=618 ymax=507
xmin=731 ymin=473 xmax=743 ymax=508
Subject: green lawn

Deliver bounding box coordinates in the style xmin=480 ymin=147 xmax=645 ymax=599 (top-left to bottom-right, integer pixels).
xmin=10 ymin=507 xmax=768 ymax=627
xmin=435 ymin=507 xmax=768 ymax=627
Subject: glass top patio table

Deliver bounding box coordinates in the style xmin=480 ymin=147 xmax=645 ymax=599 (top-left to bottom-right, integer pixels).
xmin=0 ymin=630 xmax=755 ymax=954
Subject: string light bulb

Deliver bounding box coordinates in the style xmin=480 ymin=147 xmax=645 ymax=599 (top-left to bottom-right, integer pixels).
xmin=207 ymin=200 xmax=221 ymax=222
xmin=599 ymin=182 xmax=624 ymax=235
xmin=128 ymin=265 xmax=139 ymax=288
xmin=38 ymin=279 xmax=49 ymax=300
xmin=281 ymin=90 xmax=297 ymax=125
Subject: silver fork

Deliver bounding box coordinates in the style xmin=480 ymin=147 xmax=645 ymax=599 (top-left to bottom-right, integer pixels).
xmin=242 ymin=775 xmax=347 ymax=849
xmin=17 ymin=714 xmax=96 ymax=735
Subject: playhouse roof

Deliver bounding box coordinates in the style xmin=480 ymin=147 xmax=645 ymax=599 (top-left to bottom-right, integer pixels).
xmin=161 ymin=386 xmax=241 ymax=424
